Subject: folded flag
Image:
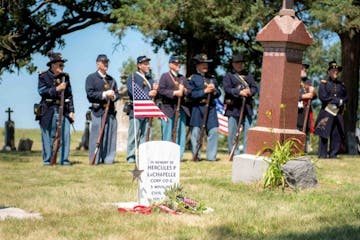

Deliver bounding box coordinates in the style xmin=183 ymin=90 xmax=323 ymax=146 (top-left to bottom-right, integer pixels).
xmin=133 ymin=82 xmax=167 ymax=121
xmin=215 ymin=99 xmax=228 ymax=136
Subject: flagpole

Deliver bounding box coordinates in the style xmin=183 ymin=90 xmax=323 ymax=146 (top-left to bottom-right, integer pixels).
xmin=131 ymin=77 xmax=141 ymax=203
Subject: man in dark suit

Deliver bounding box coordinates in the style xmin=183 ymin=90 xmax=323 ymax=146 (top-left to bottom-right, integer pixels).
xmin=86 ymin=54 xmax=119 ymax=164
xmin=188 ymin=53 xmax=221 ymax=161
xmin=314 ymin=61 xmax=348 ymax=158
xmin=158 ymin=55 xmax=191 ymax=161
xmin=223 ymin=54 xmax=258 ymax=154
xmin=37 ymin=52 xmax=74 ymax=165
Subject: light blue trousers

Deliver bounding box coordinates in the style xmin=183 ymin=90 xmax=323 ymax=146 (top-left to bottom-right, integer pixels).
xmin=191 ymin=126 xmax=218 ymax=161
xmin=40 ymin=110 xmax=71 ymax=164
xmin=227 ymin=114 xmax=253 ymax=155
xmin=88 ymin=113 xmax=117 ymax=164
xmin=126 ymin=117 xmax=148 ymax=162
xmin=161 ymin=110 xmax=186 ymax=160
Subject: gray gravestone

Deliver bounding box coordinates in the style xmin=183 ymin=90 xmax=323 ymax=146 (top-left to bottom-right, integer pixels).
xmin=17 ymin=138 xmax=33 ymax=152
xmin=76 ymin=111 xmax=91 ymax=150
xmin=138 ymin=141 xmax=180 ymax=205
xmin=281 ymin=157 xmax=318 ymax=189
xmin=232 ymin=154 xmax=269 ymax=183
xmin=2 ymin=108 xmax=16 ymax=151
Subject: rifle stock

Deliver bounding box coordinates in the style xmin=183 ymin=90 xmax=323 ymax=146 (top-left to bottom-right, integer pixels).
xmin=172 ymin=96 xmax=182 ymax=143
xmin=91 ymin=81 xmax=115 ymax=165
xmin=50 ymin=75 xmax=66 ymax=165
xmin=193 ymin=92 xmax=211 ymax=161
xmin=228 ymin=96 xmax=246 ymax=161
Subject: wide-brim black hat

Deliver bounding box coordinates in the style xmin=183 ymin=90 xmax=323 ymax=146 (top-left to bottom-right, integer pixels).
xmin=231 ymin=54 xmax=244 ymax=63
xmin=192 ymin=53 xmax=213 ymax=63
xmin=47 ymin=52 xmax=67 ymax=66
xmin=328 ymin=60 xmax=342 ymax=72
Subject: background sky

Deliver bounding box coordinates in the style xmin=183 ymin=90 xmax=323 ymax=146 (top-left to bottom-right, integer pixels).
xmin=0 ymin=24 xmax=170 ymax=130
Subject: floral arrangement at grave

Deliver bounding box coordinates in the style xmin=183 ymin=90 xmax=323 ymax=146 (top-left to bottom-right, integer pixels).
xmin=118 ymin=184 xmax=209 ymax=215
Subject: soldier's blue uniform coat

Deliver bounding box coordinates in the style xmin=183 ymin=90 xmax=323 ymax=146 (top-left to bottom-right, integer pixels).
xmin=85 ymin=72 xmax=119 ymax=117
xmin=158 ymin=71 xmax=191 ymax=118
xmin=223 ymin=69 xmax=257 ymax=118
xmin=314 ymin=77 xmax=348 ymax=158
xmin=223 ymin=68 xmax=258 ymax=154
xmin=188 ymin=73 xmax=221 ymax=129
xmin=38 ymin=70 xmax=74 ymax=129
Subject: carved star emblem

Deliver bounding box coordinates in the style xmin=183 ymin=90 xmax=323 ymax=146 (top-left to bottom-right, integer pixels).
xmin=130 ymin=165 xmax=144 ymax=183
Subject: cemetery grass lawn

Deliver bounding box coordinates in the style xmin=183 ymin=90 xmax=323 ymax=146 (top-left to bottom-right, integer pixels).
xmin=0 ymin=129 xmax=360 ymax=240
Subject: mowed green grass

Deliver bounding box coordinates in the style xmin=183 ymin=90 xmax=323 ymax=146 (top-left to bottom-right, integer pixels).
xmin=0 ymin=128 xmax=359 ymax=240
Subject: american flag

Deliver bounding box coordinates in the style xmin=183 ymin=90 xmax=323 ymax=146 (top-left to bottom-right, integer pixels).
xmin=133 ymin=82 xmax=167 ymax=120
xmin=215 ymin=99 xmax=228 ymax=136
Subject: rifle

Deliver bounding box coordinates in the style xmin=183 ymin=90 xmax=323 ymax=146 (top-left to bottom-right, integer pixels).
xmin=302 ymin=99 xmax=312 ymax=133
xmin=228 ymin=96 xmax=246 ymax=161
xmin=50 ymin=75 xmax=66 ymax=165
xmin=91 ymin=81 xmax=115 ymax=165
xmin=193 ymin=80 xmax=212 ymax=161
xmin=172 ymin=78 xmax=183 ymax=143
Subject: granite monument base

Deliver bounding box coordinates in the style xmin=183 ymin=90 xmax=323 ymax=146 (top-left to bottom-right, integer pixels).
xmin=232 ymin=154 xmax=269 ymax=183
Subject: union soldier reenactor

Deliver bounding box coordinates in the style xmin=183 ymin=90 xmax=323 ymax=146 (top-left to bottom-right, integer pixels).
xmin=223 ymin=54 xmax=258 ymax=155
xmin=126 ymin=55 xmax=158 ymax=163
xmin=37 ymin=52 xmax=74 ymax=166
xmin=188 ymin=53 xmax=221 ymax=161
xmin=86 ymin=54 xmax=119 ymax=164
xmin=314 ymin=61 xmax=348 ymax=159
xmin=297 ymin=63 xmax=316 ymax=152
xmin=158 ymin=55 xmax=192 ymax=161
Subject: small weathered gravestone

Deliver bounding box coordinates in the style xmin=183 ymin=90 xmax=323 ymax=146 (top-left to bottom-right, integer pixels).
xmin=17 ymin=138 xmax=33 ymax=152
xmin=2 ymin=107 xmax=16 ymax=151
xmin=138 ymin=141 xmax=180 ymax=206
xmin=281 ymin=157 xmax=317 ymax=189
xmin=76 ymin=111 xmax=91 ymax=150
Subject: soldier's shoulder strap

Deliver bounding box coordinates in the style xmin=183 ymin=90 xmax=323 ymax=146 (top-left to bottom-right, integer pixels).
xmin=38 ymin=70 xmax=47 ymax=76
xmin=320 ymin=79 xmax=327 ymax=84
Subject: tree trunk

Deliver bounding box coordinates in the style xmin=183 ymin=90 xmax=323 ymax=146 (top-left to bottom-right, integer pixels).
xmin=339 ymin=31 xmax=360 ymax=154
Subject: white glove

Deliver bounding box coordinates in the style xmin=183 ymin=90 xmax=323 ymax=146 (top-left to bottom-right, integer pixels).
xmin=298 ymin=101 xmax=304 ymax=109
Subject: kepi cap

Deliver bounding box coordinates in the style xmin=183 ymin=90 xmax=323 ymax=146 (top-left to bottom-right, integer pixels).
xmin=96 ymin=54 xmax=109 ymax=62
xmin=169 ymin=55 xmax=180 ymax=63
xmin=231 ymin=54 xmax=244 ymax=63
xmin=192 ymin=53 xmax=213 ymax=64
xmin=137 ymin=55 xmax=151 ymax=64
xmin=47 ymin=52 xmax=67 ymax=66
xmin=328 ymin=60 xmax=342 ymax=72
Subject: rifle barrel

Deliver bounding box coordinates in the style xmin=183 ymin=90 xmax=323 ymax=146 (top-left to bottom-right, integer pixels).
xmin=91 ymin=81 xmax=114 ymax=165
xmin=228 ymin=96 xmax=246 ymax=161
xmin=50 ymin=75 xmax=66 ymax=165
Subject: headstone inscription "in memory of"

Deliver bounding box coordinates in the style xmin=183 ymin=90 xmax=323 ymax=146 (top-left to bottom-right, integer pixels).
xmin=138 ymin=141 xmax=180 ymax=206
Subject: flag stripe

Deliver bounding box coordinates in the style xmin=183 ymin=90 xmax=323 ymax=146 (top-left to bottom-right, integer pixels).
xmin=215 ymin=99 xmax=228 ymax=136
xmin=133 ymin=81 xmax=167 ymax=121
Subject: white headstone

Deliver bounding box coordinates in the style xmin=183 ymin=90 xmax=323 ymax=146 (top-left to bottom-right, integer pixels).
xmin=138 ymin=141 xmax=180 ymax=206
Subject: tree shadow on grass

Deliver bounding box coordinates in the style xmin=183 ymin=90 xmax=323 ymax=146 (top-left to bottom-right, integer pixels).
xmin=208 ymin=224 xmax=360 ymax=240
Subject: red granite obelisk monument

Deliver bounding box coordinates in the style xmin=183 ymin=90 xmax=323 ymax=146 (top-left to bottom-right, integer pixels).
xmin=246 ymin=0 xmax=313 ymax=154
